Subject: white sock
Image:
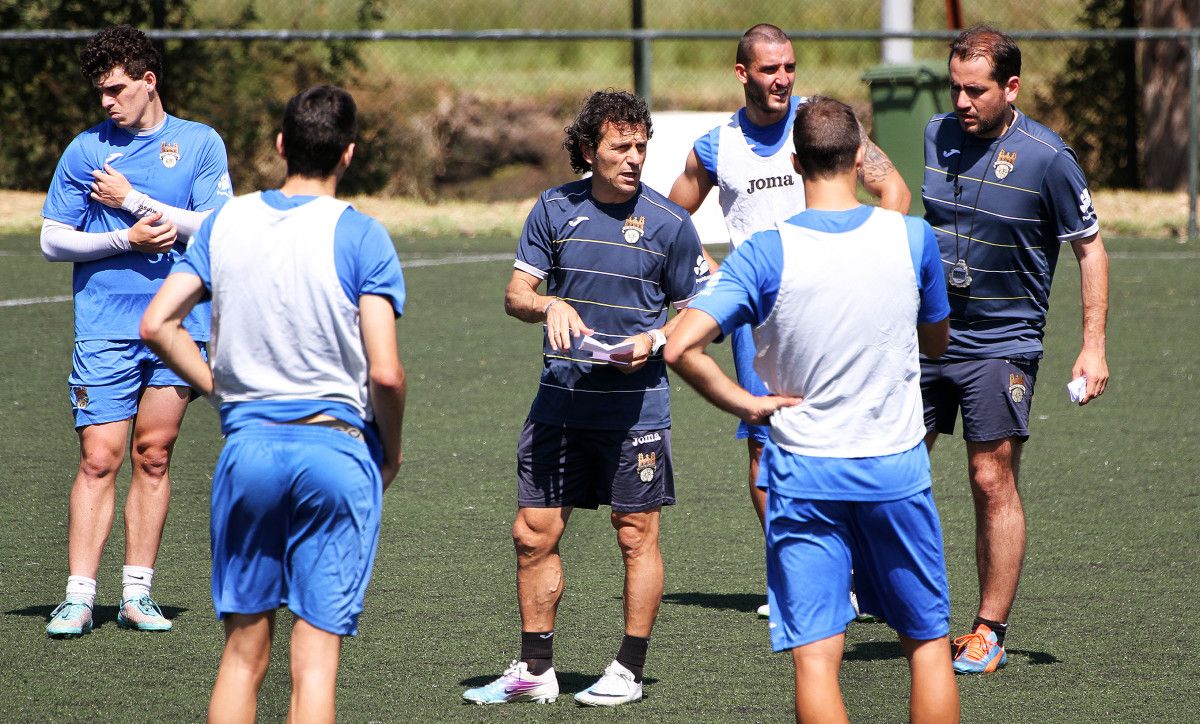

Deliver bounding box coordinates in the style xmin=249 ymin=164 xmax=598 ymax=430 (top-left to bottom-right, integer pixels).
xmin=122 ymin=565 xmax=154 ymax=602
xmin=66 ymin=575 xmax=97 ymax=608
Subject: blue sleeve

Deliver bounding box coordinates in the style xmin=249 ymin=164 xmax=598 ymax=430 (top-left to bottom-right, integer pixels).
xmin=693 ymin=127 xmax=719 ymax=185
xmin=906 ymin=217 xmax=950 ymax=324
xmin=688 ymin=229 xmax=783 ymax=333
xmin=42 ymin=135 xmax=91 ymax=226
xmin=173 ymin=210 xmax=217 ymax=289
xmin=663 ymin=216 xmax=706 ymax=305
xmin=334 ymin=209 xmax=405 ymax=317
xmin=1042 ymin=149 xmax=1099 ymax=242
xmin=515 ymin=195 xmax=553 ymax=274
xmin=189 ymin=129 xmax=233 ymax=211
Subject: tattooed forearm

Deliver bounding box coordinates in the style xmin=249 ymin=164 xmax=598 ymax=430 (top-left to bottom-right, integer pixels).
xmin=859 ymin=140 xmax=897 ymax=185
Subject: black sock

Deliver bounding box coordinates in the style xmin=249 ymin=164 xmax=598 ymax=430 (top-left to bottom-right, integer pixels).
xmin=973 ymin=616 xmax=1008 ymax=646
xmin=520 ymin=630 xmax=554 ymax=675
xmin=616 ymin=634 xmax=649 ymax=683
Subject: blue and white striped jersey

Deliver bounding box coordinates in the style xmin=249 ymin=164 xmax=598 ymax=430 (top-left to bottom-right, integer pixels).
xmin=515 ymin=178 xmax=705 ymax=430
xmin=922 ymin=109 xmax=1099 ymax=360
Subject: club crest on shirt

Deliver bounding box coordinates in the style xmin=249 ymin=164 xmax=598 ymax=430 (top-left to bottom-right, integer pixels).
xmin=636 ymin=452 xmax=657 ymax=482
xmin=1008 ymin=372 xmax=1027 ymax=404
xmin=622 ymin=215 xmax=646 ymax=244
xmin=160 ymin=142 xmax=181 ymax=169
xmin=993 ymin=149 xmax=1017 ymax=180
xmin=71 ymin=386 xmax=89 ymax=410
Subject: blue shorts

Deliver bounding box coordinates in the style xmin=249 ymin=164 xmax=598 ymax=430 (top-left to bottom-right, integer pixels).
xmin=68 ymin=339 xmax=207 ymax=427
xmin=210 ymin=423 xmax=382 ymax=636
xmin=517 ymin=419 xmax=675 ymax=513
xmin=731 ymin=324 xmax=770 ymax=444
xmin=765 ymin=488 xmax=949 ymax=651
xmin=921 ymin=357 xmax=1039 ymax=442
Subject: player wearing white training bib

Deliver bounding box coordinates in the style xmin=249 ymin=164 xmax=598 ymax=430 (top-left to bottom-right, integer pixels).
xmin=665 ymin=97 xmax=958 ymax=724
xmin=668 ymin=23 xmax=912 ymax=619
xmin=142 ymin=85 xmax=406 ymax=722
xmin=704 ymin=95 xmax=808 ymax=247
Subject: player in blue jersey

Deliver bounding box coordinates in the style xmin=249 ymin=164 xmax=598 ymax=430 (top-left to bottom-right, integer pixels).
xmin=40 ymin=24 xmax=232 ymax=638
xmin=668 ymin=25 xmax=910 ymax=618
xmin=921 ymin=26 xmax=1110 ymax=674
xmin=463 ymin=90 xmax=705 ymax=708
xmin=141 ymin=85 xmax=406 ymax=722
xmin=665 ymin=97 xmax=958 ymax=724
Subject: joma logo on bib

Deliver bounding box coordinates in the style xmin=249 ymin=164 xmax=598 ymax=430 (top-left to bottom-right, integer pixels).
xmin=746 ymin=175 xmax=796 ymax=195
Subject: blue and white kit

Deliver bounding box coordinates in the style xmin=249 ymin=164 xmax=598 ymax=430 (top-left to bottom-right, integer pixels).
xmin=44 ymin=114 xmax=232 ymax=342
xmin=692 ymin=95 xmax=807 ymax=442
xmin=689 ymin=205 xmax=952 ymax=650
xmin=174 ymin=190 xmax=405 ymax=635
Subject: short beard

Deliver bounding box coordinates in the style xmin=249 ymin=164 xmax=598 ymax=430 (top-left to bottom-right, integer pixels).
xmin=745 ymin=82 xmax=786 ymax=116
xmin=963 ymin=105 xmax=1012 ymax=137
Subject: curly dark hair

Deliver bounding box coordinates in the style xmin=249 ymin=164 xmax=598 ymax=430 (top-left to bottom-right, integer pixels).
xmin=562 ymin=90 xmax=652 ymax=174
xmin=79 ymin=24 xmax=161 ymax=84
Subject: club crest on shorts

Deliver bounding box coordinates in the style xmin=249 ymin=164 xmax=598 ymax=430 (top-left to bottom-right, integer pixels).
xmin=636 ymin=452 xmax=656 ymax=483
xmin=71 ymin=386 xmax=89 ymax=410
xmin=993 ymin=149 xmax=1016 ymax=180
xmin=1008 ymin=372 xmax=1027 ymax=404
xmin=160 ymin=142 xmax=181 ymax=169
xmin=622 ymin=215 xmax=646 ymax=244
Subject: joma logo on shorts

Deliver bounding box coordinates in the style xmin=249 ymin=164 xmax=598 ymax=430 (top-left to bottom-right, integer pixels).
xmin=631 ymin=432 xmax=662 ymax=447
xmin=746 ymin=175 xmax=796 ymax=195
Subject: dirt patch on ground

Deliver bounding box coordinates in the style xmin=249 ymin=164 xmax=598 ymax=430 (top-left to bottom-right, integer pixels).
xmin=4 ymin=188 xmax=1191 ymax=240
xmin=0 ymin=191 xmax=46 ymax=232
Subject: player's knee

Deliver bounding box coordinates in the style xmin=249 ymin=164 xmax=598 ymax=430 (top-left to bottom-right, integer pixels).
xmin=512 ymin=518 xmax=556 ymax=559
xmin=614 ymin=524 xmax=657 ymax=559
xmin=968 ymin=465 xmax=1017 ymax=502
xmin=78 ymin=448 xmax=122 ymax=483
xmin=225 ymin=639 xmax=272 ymax=681
xmin=131 ymin=443 xmax=172 ymax=481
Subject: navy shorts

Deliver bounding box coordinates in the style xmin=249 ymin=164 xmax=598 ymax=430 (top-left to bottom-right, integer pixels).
xmin=68 ymin=339 xmax=207 ymax=427
xmin=765 ymin=488 xmax=950 ymax=651
xmin=731 ymin=323 xmax=771 ymax=444
xmin=921 ymin=357 xmax=1039 ymax=442
xmin=516 ymin=419 xmax=675 ymax=512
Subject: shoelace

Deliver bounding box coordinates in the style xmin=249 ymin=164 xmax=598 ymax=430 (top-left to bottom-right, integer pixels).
xmin=952 ymin=631 xmax=991 ymax=660
xmin=52 ymin=601 xmax=89 ymax=620
xmin=125 ymin=596 xmax=164 ymax=618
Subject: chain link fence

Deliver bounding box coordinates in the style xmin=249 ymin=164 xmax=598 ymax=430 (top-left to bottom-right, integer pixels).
xmin=180 ymin=0 xmax=1092 ymax=111
xmin=1 ymin=1 xmax=1195 ymax=235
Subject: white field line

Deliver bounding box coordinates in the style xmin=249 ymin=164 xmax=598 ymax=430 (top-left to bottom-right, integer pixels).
xmin=0 ymin=253 xmax=514 ymax=308
xmin=0 ymin=294 xmax=72 ymax=308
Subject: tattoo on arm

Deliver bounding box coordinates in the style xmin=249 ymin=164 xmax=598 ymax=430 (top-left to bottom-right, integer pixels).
xmin=854 ymin=119 xmax=898 ymax=185
xmin=859 ymin=140 xmax=897 ymax=185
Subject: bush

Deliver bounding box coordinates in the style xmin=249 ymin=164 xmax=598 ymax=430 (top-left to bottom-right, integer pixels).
xmin=0 ymin=0 xmax=378 ymax=194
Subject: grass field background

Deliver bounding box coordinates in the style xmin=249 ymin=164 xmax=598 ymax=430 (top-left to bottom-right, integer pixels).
xmin=1 ymin=229 xmax=1197 ymax=722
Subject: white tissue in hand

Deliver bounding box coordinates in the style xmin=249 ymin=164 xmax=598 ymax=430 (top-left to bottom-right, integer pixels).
xmin=1067 ymin=376 xmax=1087 ymax=402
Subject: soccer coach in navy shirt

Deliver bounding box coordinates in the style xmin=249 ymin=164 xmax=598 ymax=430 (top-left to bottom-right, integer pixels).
xmin=921 ymin=25 xmax=1110 ymax=674
xmin=464 ymin=90 xmax=706 ymax=708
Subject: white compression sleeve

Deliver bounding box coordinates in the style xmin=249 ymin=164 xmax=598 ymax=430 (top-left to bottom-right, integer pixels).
xmin=40 ymin=218 xmax=130 ymax=262
xmin=121 ymin=191 xmax=211 ymax=238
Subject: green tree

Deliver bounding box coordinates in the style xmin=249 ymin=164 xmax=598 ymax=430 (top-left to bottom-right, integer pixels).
xmin=0 ymin=1 xmax=378 ymax=193
xmin=1034 ymin=0 xmax=1139 ymax=188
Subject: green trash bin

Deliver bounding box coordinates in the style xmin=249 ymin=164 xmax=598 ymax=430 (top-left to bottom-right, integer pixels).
xmin=861 ymin=62 xmax=951 ymax=217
